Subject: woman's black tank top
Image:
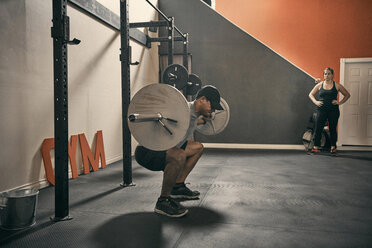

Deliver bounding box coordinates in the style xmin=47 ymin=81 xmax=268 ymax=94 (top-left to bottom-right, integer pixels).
xmin=318 ymin=81 xmax=338 ymax=111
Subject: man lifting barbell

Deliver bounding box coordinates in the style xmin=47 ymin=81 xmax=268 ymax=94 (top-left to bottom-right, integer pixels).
xmin=130 ymin=85 xmax=223 ymax=217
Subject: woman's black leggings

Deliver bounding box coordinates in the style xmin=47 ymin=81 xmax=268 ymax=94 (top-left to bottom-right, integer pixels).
xmin=314 ymin=109 xmax=340 ymax=147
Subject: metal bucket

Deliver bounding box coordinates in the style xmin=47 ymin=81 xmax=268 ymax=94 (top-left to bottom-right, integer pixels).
xmin=0 ymin=188 xmax=39 ymax=230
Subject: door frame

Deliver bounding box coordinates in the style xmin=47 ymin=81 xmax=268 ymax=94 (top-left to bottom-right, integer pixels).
xmin=339 ymin=57 xmax=372 ymax=146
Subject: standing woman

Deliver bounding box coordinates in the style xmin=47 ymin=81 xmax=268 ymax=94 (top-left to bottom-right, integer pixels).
xmin=308 ymin=67 xmax=351 ymax=154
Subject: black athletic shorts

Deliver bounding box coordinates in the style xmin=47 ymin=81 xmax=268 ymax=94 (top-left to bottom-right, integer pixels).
xmin=134 ymin=141 xmax=188 ymax=171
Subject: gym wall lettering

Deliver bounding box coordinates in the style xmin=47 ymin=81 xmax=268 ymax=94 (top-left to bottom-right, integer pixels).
xmin=41 ymin=130 xmax=106 ymax=185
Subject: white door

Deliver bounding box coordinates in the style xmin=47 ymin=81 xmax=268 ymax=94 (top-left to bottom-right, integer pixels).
xmin=340 ymin=58 xmax=372 ymax=146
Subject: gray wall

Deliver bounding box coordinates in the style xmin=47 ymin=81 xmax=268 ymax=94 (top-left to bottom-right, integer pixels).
xmin=0 ymin=0 xmax=159 ymax=192
xmin=159 ymin=0 xmax=316 ymax=144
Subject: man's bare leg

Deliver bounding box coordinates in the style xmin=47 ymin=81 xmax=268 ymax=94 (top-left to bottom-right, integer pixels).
xmin=154 ymin=147 xmax=188 ymax=217
xmin=168 ymin=141 xmax=203 ymax=200
xmin=176 ymin=141 xmax=204 ymax=183
xmin=160 ymin=148 xmax=186 ymax=197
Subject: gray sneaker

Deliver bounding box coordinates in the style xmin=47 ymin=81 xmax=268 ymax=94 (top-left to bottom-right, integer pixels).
xmin=154 ymin=197 xmax=188 ymax=217
xmin=170 ymin=184 xmax=200 ymax=199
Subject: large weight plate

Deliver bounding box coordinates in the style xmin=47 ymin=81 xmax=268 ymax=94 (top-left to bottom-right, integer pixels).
xmin=302 ymin=129 xmax=326 ymax=150
xmin=196 ymin=97 xmax=230 ymax=135
xmin=162 ymin=64 xmax=188 ymax=90
xmin=302 ymin=130 xmax=313 ymax=150
xmin=128 ymin=84 xmax=190 ymax=151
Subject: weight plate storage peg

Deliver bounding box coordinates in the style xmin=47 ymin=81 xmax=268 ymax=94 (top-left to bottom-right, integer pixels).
xmin=162 ymin=64 xmax=188 ymax=90
xmin=128 ymin=84 xmax=190 ymax=151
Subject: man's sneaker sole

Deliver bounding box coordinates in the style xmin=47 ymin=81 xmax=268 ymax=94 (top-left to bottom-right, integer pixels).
xmin=170 ymin=194 xmax=199 ymax=199
xmin=154 ymin=208 xmax=188 ymax=217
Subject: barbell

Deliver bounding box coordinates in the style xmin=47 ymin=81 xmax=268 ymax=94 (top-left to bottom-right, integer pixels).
xmin=128 ymin=84 xmax=190 ymax=151
xmin=128 ymin=83 xmax=230 ymax=151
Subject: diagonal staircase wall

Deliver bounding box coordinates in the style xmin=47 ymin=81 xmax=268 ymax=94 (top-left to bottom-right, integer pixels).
xmin=159 ymin=0 xmax=315 ymax=145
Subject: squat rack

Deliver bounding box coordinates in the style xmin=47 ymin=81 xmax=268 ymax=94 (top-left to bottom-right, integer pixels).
xmin=51 ymin=0 xmax=189 ymax=220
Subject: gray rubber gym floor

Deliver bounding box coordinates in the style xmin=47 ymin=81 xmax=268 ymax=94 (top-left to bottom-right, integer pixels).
xmin=1 ymin=149 xmax=372 ymax=248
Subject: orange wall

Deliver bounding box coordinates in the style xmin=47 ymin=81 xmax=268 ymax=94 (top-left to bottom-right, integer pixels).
xmin=215 ymin=0 xmax=372 ymax=82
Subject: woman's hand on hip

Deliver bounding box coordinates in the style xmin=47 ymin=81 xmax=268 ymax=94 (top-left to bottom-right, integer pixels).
xmin=315 ymin=100 xmax=323 ymax=107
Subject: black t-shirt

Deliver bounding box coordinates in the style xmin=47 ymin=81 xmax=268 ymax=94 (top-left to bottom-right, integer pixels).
xmin=318 ymin=81 xmax=339 ymax=111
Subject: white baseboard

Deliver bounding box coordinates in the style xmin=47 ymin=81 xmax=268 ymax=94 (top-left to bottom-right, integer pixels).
xmin=105 ymin=155 xmax=122 ymax=165
xmin=202 ymin=143 xmax=305 ymax=150
xmin=1 ymin=179 xmax=51 ymax=194
xmin=1 ymin=155 xmax=125 ymax=194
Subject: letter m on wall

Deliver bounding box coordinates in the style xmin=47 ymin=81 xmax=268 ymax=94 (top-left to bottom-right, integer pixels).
xmin=79 ymin=130 xmax=106 ymax=174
